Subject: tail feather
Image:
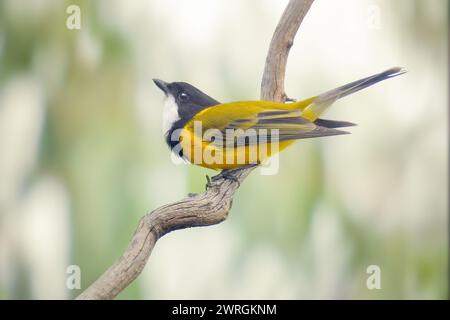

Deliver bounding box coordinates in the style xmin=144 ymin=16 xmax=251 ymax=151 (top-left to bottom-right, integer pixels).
xmin=301 ymin=67 xmax=407 ymax=121
xmin=317 ymin=67 xmax=407 ymax=102
xmin=314 ymin=118 xmax=357 ymax=128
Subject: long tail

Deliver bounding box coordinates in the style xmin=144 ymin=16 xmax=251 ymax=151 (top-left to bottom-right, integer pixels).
xmin=300 ymin=67 xmax=407 ymax=121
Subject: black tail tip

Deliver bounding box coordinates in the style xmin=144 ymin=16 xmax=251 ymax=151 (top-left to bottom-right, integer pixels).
xmin=386 ymin=67 xmax=408 ymax=77
xmin=314 ymin=118 xmax=357 ymax=129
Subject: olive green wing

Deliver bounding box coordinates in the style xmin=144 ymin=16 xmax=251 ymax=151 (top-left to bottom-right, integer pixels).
xmin=188 ymin=101 xmax=350 ymax=147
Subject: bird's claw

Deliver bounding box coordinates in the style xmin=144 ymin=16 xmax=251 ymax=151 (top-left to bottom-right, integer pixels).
xmin=285 ymin=96 xmax=297 ymax=102
xmin=212 ymin=171 xmax=241 ymax=187
xmin=205 ymin=164 xmax=259 ymax=190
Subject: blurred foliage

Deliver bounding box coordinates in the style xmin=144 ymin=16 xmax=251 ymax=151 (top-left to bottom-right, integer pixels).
xmin=0 ymin=0 xmax=447 ymax=299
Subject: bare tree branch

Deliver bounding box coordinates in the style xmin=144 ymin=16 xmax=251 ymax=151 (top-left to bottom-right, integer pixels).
xmin=261 ymin=0 xmax=314 ymax=102
xmin=76 ymin=0 xmax=314 ymax=300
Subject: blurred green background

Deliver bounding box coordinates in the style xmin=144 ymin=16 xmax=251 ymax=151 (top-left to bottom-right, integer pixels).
xmin=0 ymin=0 xmax=447 ymax=299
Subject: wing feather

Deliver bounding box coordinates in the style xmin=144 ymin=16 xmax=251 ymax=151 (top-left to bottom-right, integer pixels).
xmin=188 ymin=102 xmax=349 ymax=148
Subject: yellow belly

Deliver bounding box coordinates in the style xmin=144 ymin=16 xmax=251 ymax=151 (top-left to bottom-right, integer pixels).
xmin=180 ymin=133 xmax=294 ymax=170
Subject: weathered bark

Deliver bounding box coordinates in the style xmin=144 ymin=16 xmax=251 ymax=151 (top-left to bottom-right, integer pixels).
xmin=76 ymin=0 xmax=314 ymax=300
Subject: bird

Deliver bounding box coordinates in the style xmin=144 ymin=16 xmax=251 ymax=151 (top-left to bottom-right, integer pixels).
xmin=153 ymin=67 xmax=406 ymax=175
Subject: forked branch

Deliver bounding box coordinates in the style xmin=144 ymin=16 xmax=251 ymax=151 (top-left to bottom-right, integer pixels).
xmin=76 ymin=0 xmax=314 ymax=300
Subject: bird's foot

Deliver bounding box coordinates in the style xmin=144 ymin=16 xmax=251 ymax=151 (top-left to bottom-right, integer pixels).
xmin=212 ymin=170 xmax=241 ymax=187
xmin=207 ymin=164 xmax=259 ymax=189
xmin=205 ymin=174 xmax=214 ymax=190
xmin=285 ymin=96 xmax=297 ymax=102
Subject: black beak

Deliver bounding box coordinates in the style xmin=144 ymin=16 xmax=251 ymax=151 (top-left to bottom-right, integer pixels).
xmin=153 ymin=78 xmax=169 ymax=94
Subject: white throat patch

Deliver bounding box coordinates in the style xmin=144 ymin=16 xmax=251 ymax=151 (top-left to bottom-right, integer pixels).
xmin=162 ymin=94 xmax=180 ymax=134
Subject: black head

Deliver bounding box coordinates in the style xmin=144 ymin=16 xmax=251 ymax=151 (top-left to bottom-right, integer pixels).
xmin=153 ymin=79 xmax=221 ymax=154
xmin=153 ymin=79 xmax=220 ymax=123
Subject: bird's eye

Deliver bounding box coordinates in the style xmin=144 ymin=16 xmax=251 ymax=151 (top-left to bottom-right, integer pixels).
xmin=179 ymin=92 xmax=189 ymax=102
